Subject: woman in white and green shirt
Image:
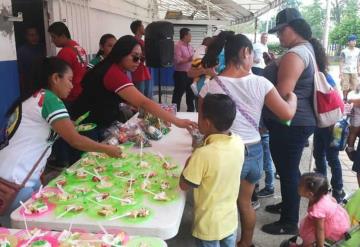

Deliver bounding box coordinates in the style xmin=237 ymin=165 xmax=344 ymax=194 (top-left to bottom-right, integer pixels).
xmin=0 ymin=57 xmax=121 ymax=226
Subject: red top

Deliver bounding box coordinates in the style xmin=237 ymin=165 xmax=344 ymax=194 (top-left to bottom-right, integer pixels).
xmin=131 ymin=37 xmax=151 ymax=83
xmin=57 ymin=40 xmax=87 ymax=102
xmin=104 ymin=64 xmax=134 ymax=93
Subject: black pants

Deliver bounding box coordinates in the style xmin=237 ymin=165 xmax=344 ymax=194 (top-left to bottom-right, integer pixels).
xmin=172 ymin=71 xmax=195 ymax=112
xmin=266 ymin=120 xmax=315 ymax=224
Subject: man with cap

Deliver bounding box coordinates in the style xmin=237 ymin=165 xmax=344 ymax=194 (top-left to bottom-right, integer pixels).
xmin=340 ymin=35 xmax=360 ymax=100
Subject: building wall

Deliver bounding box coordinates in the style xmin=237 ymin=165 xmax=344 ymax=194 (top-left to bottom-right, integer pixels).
xmin=0 ymin=0 xmax=20 ymax=128
xmin=48 ymin=0 xmax=155 ymax=56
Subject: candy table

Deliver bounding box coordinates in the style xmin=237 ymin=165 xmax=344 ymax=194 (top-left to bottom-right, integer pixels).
xmin=11 ymin=113 xmax=197 ymax=240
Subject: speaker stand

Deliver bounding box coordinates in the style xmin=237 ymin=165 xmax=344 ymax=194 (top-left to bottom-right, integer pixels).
xmin=158 ymin=68 xmax=162 ymax=104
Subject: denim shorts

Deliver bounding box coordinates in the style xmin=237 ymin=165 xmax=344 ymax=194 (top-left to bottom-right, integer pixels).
xmin=194 ymin=232 xmax=236 ymax=247
xmin=240 ymin=141 xmax=263 ymax=184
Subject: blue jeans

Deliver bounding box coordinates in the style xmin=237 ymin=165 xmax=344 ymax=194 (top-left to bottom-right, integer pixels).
xmin=313 ymin=127 xmax=343 ymax=191
xmin=261 ymin=134 xmax=274 ymax=190
xmin=195 ymin=233 xmax=236 ymax=247
xmin=266 ymin=120 xmax=315 ymax=224
xmin=0 ymin=181 xmax=41 ymax=227
xmin=241 ymin=142 xmax=263 ymax=184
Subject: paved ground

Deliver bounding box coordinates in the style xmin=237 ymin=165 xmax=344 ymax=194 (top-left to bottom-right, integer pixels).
xmin=157 ymin=65 xmax=359 ymax=247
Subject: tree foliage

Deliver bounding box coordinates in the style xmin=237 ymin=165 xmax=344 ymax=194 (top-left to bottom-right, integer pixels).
xmin=301 ymin=0 xmax=325 ymax=40
xmin=329 ymin=0 xmax=360 ymax=46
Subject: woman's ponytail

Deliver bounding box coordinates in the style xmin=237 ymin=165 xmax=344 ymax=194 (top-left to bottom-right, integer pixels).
xmin=202 ymin=31 xmax=234 ymax=68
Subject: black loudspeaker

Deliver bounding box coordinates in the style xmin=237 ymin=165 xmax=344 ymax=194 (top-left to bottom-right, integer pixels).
xmin=145 ymin=21 xmax=174 ymax=68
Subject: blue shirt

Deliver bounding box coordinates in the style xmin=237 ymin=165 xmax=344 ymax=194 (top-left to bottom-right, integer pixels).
xmin=325 ymin=73 xmax=336 ymax=87
xmin=196 ymin=50 xmax=226 ymax=94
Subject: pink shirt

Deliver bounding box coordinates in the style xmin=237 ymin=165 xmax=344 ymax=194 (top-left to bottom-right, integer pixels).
xmin=174 ymin=40 xmax=194 ymax=72
xmin=299 ymin=194 xmax=350 ymax=245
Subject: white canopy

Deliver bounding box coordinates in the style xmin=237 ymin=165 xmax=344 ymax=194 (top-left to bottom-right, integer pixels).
xmin=155 ymin=0 xmax=283 ymax=24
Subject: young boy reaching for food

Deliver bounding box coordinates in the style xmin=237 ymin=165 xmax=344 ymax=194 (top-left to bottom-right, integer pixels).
xmin=179 ymin=94 xmax=244 ymax=247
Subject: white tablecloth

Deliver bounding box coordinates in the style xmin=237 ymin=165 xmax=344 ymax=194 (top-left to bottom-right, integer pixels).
xmin=11 ymin=112 xmax=197 ymax=240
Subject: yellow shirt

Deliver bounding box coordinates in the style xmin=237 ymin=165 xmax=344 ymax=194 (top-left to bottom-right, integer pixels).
xmin=182 ymin=133 xmax=244 ymax=241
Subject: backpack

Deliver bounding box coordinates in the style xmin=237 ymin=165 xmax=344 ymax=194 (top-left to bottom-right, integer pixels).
xmin=0 ymin=105 xmax=22 ymax=150
xmin=306 ymin=47 xmax=344 ymax=128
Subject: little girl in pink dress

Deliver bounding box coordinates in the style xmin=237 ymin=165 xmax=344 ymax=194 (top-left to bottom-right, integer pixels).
xmin=292 ymin=173 xmax=351 ymax=247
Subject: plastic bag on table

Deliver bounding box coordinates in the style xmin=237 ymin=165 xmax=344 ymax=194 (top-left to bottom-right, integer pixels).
xmin=120 ymin=123 xmax=152 ymax=147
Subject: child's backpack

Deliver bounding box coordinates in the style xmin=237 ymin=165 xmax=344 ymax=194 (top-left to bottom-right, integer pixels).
xmin=330 ymin=117 xmax=350 ymax=151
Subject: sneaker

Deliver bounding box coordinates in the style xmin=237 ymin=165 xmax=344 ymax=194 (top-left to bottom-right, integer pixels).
xmin=332 ymin=189 xmax=346 ymax=203
xmin=261 ymin=221 xmax=299 ymax=235
xmin=257 ymin=188 xmax=275 ymax=198
xmin=265 ymin=202 xmax=282 ymax=214
xmin=251 ymin=200 xmax=261 ymax=210
xmin=345 ymin=146 xmax=356 ymax=161
xmin=275 ymin=172 xmax=280 ymax=180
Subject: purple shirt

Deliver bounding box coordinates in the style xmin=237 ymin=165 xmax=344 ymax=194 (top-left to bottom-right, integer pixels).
xmin=174 ymin=40 xmax=194 ymax=72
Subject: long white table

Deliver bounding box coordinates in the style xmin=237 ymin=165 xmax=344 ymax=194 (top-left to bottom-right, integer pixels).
xmin=11 ymin=112 xmax=197 ymax=240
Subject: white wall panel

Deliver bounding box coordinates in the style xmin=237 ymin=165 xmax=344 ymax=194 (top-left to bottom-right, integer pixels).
xmin=0 ymin=0 xmax=17 ymax=61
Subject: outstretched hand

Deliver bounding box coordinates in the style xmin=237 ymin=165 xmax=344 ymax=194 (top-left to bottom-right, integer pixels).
xmin=174 ymin=118 xmax=198 ymax=131
xmin=104 ymin=145 xmax=123 ymax=158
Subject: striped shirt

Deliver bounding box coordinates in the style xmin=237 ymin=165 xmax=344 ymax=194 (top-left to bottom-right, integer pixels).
xmin=0 ymin=89 xmax=69 ymax=187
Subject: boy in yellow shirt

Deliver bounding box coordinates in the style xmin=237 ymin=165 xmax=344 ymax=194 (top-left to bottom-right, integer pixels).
xmin=180 ymin=94 xmax=245 ymax=247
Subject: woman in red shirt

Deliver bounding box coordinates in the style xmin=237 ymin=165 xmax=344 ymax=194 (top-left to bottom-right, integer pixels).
xmin=48 ymin=22 xmax=88 ymax=104
xmin=73 ymin=35 xmax=195 ymax=132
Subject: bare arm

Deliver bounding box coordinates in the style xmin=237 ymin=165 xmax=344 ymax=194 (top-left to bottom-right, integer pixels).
xmin=314 ymin=218 xmax=325 ymax=247
xmin=179 ymin=157 xmax=192 ymax=191
xmin=276 ymin=52 xmax=305 ymax=97
xmin=349 ymin=98 xmax=360 ymax=106
xmin=264 ymin=88 xmax=297 ymax=121
xmin=52 ymin=119 xmax=122 ymax=157
xmin=118 ymin=86 xmax=197 ymax=129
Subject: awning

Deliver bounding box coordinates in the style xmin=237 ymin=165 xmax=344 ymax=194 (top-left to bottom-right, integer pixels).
xmin=155 ymin=0 xmax=284 ymax=24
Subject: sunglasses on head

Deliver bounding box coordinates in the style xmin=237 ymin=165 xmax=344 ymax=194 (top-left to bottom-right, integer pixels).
xmin=131 ymin=54 xmax=144 ymax=63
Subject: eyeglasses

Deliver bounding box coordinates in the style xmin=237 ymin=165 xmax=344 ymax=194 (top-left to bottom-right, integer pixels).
xmin=132 ymin=54 xmax=144 ymax=63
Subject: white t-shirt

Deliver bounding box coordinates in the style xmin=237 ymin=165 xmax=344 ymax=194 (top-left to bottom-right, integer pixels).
xmin=199 ymin=74 xmax=274 ymax=144
xmin=252 ymin=43 xmax=268 ymax=69
xmin=0 ymin=89 xmax=69 ymax=187
xmin=340 ymin=47 xmax=360 ymax=74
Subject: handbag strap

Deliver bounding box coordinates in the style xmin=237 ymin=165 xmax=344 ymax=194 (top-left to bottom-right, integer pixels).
xmin=20 ymin=145 xmax=51 ymax=187
xmin=304 ymin=46 xmax=321 ymax=75
xmin=213 ymin=76 xmax=258 ymax=129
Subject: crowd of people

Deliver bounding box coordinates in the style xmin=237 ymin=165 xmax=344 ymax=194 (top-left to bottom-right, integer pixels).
xmin=0 ymin=6 xmax=359 ymax=247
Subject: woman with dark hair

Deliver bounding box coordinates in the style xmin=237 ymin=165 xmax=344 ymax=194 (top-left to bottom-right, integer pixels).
xmin=73 ymin=35 xmax=195 ymax=134
xmin=199 ymin=33 xmax=297 ymax=247
xmin=261 ymin=8 xmax=326 ymax=235
xmin=0 ymin=57 xmax=122 ymax=227
xmin=88 ymin=34 xmax=117 ymax=69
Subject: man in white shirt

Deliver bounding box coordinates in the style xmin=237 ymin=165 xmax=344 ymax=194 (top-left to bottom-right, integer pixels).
xmin=252 ymin=33 xmax=269 ymax=76
xmin=340 ymin=34 xmax=360 ymax=99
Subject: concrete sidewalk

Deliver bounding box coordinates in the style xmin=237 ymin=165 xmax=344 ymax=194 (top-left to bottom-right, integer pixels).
xmin=166 ymin=139 xmax=358 ymax=247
